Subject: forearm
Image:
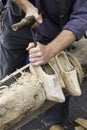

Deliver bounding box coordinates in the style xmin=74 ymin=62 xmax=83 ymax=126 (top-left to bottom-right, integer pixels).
xmin=12 ymin=0 xmax=36 ymax=13
xmin=47 ymin=30 xmax=76 ymax=57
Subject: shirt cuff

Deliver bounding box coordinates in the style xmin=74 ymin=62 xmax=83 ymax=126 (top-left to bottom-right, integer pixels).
xmin=63 ymin=21 xmax=87 ymax=40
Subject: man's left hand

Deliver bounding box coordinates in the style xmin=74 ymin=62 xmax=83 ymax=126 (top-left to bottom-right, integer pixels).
xmin=26 ymin=42 xmax=52 ymax=66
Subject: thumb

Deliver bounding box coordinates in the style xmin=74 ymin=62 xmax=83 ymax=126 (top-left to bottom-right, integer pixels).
xmin=26 ymin=42 xmax=35 ymax=51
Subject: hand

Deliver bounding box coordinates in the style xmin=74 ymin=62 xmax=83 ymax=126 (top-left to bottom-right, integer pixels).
xmin=26 ymin=7 xmax=43 ymax=28
xmin=26 ymin=42 xmax=52 ymax=66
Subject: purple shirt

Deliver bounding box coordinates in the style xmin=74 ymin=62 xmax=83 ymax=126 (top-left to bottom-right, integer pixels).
xmin=35 ymin=0 xmax=87 ymax=40
xmin=63 ymin=0 xmax=87 ymax=40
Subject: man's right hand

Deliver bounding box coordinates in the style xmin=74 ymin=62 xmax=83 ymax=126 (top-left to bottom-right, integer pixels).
xmin=12 ymin=0 xmax=43 ymax=27
xmin=25 ymin=7 xmax=43 ymax=27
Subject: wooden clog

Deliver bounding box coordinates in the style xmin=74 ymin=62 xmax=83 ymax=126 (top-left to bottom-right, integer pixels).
xmin=49 ymin=57 xmax=65 ymax=89
xmin=56 ymin=51 xmax=82 ymax=96
xmin=30 ymin=64 xmax=65 ymax=102
xmin=66 ymin=52 xmax=83 ymax=84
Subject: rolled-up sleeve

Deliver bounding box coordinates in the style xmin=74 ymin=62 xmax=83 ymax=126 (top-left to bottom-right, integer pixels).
xmin=63 ymin=0 xmax=87 ymax=40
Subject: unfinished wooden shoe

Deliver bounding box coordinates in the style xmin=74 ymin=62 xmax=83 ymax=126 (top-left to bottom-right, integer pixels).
xmin=56 ymin=51 xmax=82 ymax=96
xmin=30 ymin=64 xmax=65 ymax=102
xmin=66 ymin=52 xmax=83 ymax=84
xmin=49 ymin=57 xmax=65 ymax=89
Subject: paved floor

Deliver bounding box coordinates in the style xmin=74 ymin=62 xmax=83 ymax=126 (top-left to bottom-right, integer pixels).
xmin=20 ymin=77 xmax=87 ymax=130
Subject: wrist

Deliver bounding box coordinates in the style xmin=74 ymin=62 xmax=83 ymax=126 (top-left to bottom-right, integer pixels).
xmin=46 ymin=43 xmax=56 ymax=58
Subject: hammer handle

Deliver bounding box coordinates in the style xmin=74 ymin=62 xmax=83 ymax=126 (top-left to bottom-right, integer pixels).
xmin=12 ymin=16 xmax=36 ymax=31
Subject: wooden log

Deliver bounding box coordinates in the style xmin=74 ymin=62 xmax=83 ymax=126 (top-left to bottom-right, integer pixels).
xmin=0 ymin=63 xmax=65 ymax=130
xmin=8 ymin=101 xmax=56 ymax=130
xmin=0 ymin=68 xmax=46 ymax=130
xmin=75 ymin=118 xmax=87 ymax=129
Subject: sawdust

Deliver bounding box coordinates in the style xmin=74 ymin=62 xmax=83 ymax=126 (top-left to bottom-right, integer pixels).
xmin=0 ymin=71 xmax=42 ymax=93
